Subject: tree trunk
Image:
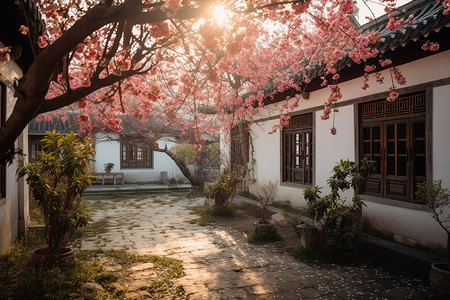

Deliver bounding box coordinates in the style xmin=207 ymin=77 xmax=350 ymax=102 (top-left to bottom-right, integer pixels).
xmin=159 ymin=148 xmax=204 ymax=190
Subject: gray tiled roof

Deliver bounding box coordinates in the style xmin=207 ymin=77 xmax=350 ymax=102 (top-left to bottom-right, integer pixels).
xmin=370 ymin=0 xmax=450 ymax=52
xmin=28 ymin=113 xmax=79 ymax=136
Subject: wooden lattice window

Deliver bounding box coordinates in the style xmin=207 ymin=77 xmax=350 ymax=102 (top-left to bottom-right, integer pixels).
xmin=360 ymin=92 xmax=426 ymax=203
xmin=121 ymin=136 xmax=153 ymax=169
xmin=282 ymin=113 xmax=313 ymax=185
xmin=29 ymin=136 xmax=45 ymax=162
xmin=230 ymin=123 xmax=249 ymax=171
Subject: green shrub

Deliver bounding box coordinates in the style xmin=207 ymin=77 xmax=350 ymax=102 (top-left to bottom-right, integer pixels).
xmin=304 ymin=158 xmax=375 ymax=254
xmin=247 ymin=230 xmax=282 ymax=245
xmin=17 ymin=131 xmax=94 ymax=255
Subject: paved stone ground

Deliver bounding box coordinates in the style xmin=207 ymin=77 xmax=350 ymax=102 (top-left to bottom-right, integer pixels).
xmin=73 ymin=192 xmax=444 ymax=299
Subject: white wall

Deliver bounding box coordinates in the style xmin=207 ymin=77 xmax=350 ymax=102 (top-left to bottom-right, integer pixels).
xmin=93 ymin=133 xmax=187 ymax=183
xmin=432 ymin=85 xmax=450 ymax=188
xmin=248 ymin=50 xmax=450 ymax=247
xmin=0 ymin=53 xmax=29 ymax=255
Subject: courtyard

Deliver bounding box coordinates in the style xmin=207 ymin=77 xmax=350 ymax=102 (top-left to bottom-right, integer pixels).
xmin=68 ymin=191 xmax=440 ymax=299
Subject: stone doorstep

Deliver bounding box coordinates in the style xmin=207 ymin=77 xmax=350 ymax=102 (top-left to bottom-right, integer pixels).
xmin=360 ymin=233 xmax=447 ymax=276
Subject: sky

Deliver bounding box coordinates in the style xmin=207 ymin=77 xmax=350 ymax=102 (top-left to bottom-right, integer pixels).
xmin=356 ymin=0 xmax=411 ymax=25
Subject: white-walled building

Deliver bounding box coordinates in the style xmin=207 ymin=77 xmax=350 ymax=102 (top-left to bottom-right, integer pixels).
xmin=241 ymin=0 xmax=450 ymax=248
xmin=0 ymin=0 xmax=45 ymax=255
xmin=92 ymin=132 xmax=189 ymax=183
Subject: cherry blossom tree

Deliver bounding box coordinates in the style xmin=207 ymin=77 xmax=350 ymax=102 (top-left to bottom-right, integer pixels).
xmin=0 ymin=0 xmax=446 ymax=164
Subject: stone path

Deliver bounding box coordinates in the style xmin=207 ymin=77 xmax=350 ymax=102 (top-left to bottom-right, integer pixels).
xmin=74 ymin=193 xmax=442 ymax=299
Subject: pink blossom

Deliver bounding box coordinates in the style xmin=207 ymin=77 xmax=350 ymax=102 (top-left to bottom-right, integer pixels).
xmin=78 ymin=114 xmax=90 ymax=123
xmin=379 ymin=59 xmax=392 ymax=67
xmin=330 ymin=127 xmax=337 ymax=135
xmin=386 ymin=90 xmax=399 ymax=102
xmin=37 ymin=35 xmax=48 ymax=48
xmin=19 ymin=25 xmax=29 ymax=35
xmin=364 ymin=65 xmax=376 ymax=73
xmin=0 ymin=47 xmax=10 ymax=63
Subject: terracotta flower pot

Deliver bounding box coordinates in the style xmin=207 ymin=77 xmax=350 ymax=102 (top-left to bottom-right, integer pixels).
xmin=254 ymin=221 xmax=276 ymax=235
xmin=31 ymin=247 xmax=75 ymax=265
xmin=430 ymin=263 xmax=450 ymax=294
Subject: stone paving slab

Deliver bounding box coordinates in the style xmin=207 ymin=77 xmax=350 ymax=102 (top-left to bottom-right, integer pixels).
xmin=73 ymin=193 xmax=443 ymax=299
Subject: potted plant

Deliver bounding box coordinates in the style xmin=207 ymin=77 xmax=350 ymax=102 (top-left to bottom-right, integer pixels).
xmin=303 ymin=158 xmax=375 ymax=253
xmin=17 ymin=131 xmax=94 ymax=263
xmin=254 ymin=180 xmax=278 ymax=235
xmin=416 ymin=180 xmax=450 ymax=294
xmin=104 ymin=162 xmax=115 ymax=173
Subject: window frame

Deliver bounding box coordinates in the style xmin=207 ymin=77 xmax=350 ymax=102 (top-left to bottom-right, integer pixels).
xmin=359 ymin=92 xmax=427 ymax=203
xmin=230 ymin=124 xmax=249 ymax=171
xmin=120 ymin=136 xmax=153 ymax=169
xmin=281 ymin=113 xmax=314 ymax=186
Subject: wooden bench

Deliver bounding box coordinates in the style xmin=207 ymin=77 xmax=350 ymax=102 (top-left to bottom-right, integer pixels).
xmin=90 ymin=172 xmax=124 ymax=185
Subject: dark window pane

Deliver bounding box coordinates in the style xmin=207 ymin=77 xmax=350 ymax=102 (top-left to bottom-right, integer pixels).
xmin=387 ymin=125 xmax=395 ymax=139
xmin=363 ymin=142 xmax=370 ymax=154
xmin=414 ymin=140 xmax=425 ymax=154
xmin=387 ymin=156 xmax=395 ymax=175
xmin=373 ymin=156 xmax=381 ymax=174
xmin=398 ymin=141 xmax=406 ymax=154
xmin=363 ymin=127 xmax=370 ymax=140
xmin=413 ymin=122 xmax=425 ymax=139
xmin=373 ymin=142 xmax=380 ymax=154
xmin=398 ymin=156 xmax=407 ymax=176
xmin=398 ymin=124 xmax=406 ymax=139
xmin=373 ymin=126 xmax=380 ymax=140
xmin=387 ymin=141 xmax=395 ymax=154
xmin=414 ymin=156 xmax=426 ymax=177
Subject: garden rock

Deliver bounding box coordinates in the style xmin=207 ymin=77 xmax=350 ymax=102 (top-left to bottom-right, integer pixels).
xmin=81 ymin=282 xmax=104 ymax=293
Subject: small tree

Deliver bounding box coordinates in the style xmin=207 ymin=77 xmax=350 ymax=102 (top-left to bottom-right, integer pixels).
xmin=204 ymin=169 xmax=243 ymax=212
xmin=416 ymin=180 xmax=450 ymax=269
xmin=17 ymin=131 xmax=94 ymax=256
xmin=256 ymin=180 xmax=278 ymax=224
xmin=304 ymin=158 xmax=375 ymax=253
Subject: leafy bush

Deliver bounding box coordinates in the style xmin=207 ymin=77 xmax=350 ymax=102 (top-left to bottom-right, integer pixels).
xmin=416 ymin=180 xmax=450 ymax=268
xmin=169 ymin=144 xmax=198 ymax=164
xmin=304 ymin=158 xmax=375 ymax=254
xmin=204 ymin=169 xmax=243 ymax=209
xmin=247 ymin=230 xmax=282 ymax=245
xmin=17 ymin=131 xmax=94 ymax=255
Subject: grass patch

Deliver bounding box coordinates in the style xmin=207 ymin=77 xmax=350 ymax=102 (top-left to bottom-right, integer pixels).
xmin=188 ymin=205 xmax=236 ymax=226
xmin=85 ymin=217 xmax=109 ymax=235
xmin=0 ymin=237 xmax=186 ymax=300
xmin=237 ymin=191 xmax=259 ymax=201
xmin=292 ymin=245 xmax=324 ymax=263
xmin=247 ymin=230 xmax=283 ymax=245
xmin=271 ymin=201 xmax=308 ymax=217
xmin=29 ymin=199 xmax=44 ymax=226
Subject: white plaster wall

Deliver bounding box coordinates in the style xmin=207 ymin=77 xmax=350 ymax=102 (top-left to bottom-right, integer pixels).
xmin=363 ymin=201 xmax=447 ymax=247
xmin=93 ymin=133 xmax=121 ymax=173
xmin=432 ymin=85 xmax=450 ymax=189
xmin=0 ymin=53 xmax=26 ymax=255
xmin=93 ymin=133 xmax=187 ymax=183
xmin=314 ymin=105 xmax=355 ymax=194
